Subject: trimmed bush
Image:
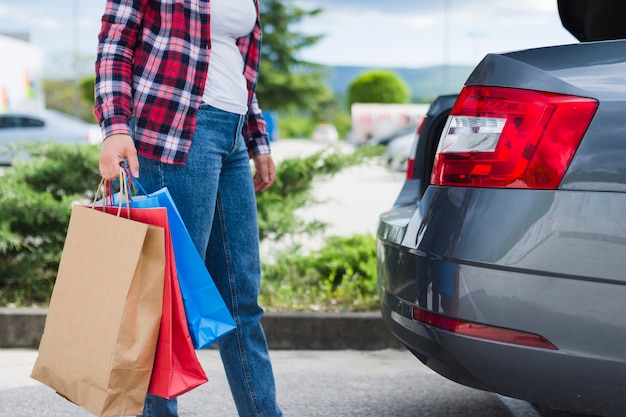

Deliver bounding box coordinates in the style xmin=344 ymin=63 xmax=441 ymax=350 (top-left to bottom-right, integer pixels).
xmin=0 ymin=143 xmax=100 ymax=305
xmin=0 ymin=142 xmax=385 ymax=310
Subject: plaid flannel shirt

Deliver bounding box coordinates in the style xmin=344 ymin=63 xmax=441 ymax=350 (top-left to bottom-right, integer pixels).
xmin=94 ymin=0 xmax=270 ymax=164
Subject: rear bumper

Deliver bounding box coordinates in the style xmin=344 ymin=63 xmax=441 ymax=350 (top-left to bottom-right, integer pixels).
xmin=380 ymin=291 xmax=626 ymax=416
xmin=376 ymin=186 xmax=626 ymax=416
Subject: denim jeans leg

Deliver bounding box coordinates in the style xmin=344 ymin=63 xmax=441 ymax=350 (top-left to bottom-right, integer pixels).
xmin=205 ymin=139 xmax=282 ymax=417
xmin=140 ymin=393 xmax=177 ymax=417
xmin=135 ymin=105 xmax=282 ymax=417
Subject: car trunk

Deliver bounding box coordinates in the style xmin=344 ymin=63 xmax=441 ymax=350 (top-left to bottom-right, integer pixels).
xmin=558 ymin=0 xmax=626 ymax=41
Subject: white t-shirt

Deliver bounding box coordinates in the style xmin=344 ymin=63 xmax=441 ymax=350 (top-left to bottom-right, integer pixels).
xmin=202 ymin=0 xmax=256 ymax=115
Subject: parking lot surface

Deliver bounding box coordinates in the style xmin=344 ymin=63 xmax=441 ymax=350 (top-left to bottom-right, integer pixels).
xmin=0 ymin=348 xmax=538 ymax=417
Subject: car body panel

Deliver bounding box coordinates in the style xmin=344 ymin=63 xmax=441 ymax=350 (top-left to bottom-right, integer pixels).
xmin=377 ymin=39 xmax=626 ymax=416
xmin=365 ymin=124 xmax=419 ymax=147
xmin=384 ymin=132 xmax=414 ymax=172
xmin=407 ymin=95 xmax=458 ymax=197
xmin=557 ymin=0 xmax=626 ymax=42
xmin=0 ymin=110 xmax=101 ymax=165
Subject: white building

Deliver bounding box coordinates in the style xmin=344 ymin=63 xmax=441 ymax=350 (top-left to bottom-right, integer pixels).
xmin=351 ymin=103 xmax=430 ymax=144
xmin=0 ymin=34 xmax=45 ymax=112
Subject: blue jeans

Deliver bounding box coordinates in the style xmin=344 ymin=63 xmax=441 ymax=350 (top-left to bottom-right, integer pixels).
xmin=136 ymin=105 xmax=282 ymax=417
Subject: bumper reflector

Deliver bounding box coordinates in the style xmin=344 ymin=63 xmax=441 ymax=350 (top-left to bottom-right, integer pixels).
xmin=412 ymin=305 xmax=558 ymax=350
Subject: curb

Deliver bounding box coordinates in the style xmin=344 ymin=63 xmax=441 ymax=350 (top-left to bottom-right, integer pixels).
xmin=262 ymin=311 xmax=405 ymax=350
xmin=0 ymin=308 xmax=405 ymax=350
xmin=0 ymin=308 xmax=46 ymax=349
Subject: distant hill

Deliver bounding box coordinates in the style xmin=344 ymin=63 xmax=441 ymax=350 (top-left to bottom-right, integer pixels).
xmin=325 ymin=65 xmax=475 ymax=101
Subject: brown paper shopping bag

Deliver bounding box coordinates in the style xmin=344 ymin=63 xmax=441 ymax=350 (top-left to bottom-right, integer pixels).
xmin=31 ymin=205 xmax=165 ymax=417
xmin=101 ymin=205 xmax=208 ymax=399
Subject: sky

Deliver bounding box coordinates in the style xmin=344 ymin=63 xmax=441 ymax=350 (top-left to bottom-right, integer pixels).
xmin=0 ymin=0 xmax=579 ymax=76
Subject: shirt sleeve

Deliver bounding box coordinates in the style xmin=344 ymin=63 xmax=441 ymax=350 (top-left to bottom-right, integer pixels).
xmin=94 ymin=0 xmax=148 ymax=140
xmin=244 ymin=93 xmax=272 ymax=157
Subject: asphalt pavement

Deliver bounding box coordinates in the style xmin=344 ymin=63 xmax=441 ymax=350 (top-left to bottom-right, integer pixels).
xmin=0 ymin=348 xmax=541 ymax=417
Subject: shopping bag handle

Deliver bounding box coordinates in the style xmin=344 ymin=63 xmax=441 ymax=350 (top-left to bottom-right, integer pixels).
xmin=112 ymin=167 xmax=148 ymax=202
xmin=123 ymin=167 xmax=148 ymax=197
xmin=91 ymin=170 xmax=132 ymax=218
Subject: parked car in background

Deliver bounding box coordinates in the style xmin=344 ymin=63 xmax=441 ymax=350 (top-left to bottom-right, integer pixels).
xmin=362 ymin=124 xmax=421 ymax=173
xmin=364 ymin=124 xmax=419 ymax=147
xmin=312 ymin=123 xmax=339 ymax=143
xmin=376 ymin=4 xmax=626 ymax=415
xmin=383 ymin=131 xmax=414 ymax=173
xmin=0 ymin=109 xmax=102 ymax=165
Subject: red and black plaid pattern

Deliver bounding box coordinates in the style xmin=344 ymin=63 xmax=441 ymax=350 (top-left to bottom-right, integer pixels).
xmin=95 ymin=0 xmax=270 ymax=165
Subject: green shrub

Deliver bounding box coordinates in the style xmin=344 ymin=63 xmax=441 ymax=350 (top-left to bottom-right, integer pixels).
xmin=260 ymin=234 xmax=379 ymax=312
xmin=0 ymin=142 xmax=385 ymax=310
xmin=347 ymin=70 xmax=411 ymax=109
xmin=0 ymin=143 xmax=100 ymax=305
xmin=276 ymin=110 xmax=352 ymax=140
xmin=277 ymin=113 xmax=316 ymax=139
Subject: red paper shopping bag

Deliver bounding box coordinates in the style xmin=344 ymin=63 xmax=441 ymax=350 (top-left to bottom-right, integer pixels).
xmin=103 ymin=205 xmax=208 ymax=399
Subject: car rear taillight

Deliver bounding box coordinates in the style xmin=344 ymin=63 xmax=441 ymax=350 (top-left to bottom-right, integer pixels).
xmin=431 ymin=86 xmax=598 ymax=189
xmin=405 ymin=117 xmax=426 ymax=180
xmin=413 ymin=306 xmax=558 ymax=350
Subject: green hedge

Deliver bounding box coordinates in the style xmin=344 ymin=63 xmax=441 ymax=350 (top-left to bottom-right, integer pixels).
xmin=0 ymin=142 xmax=384 ymax=310
xmin=260 ymin=234 xmax=378 ymax=312
xmin=0 ymin=143 xmax=101 ymax=305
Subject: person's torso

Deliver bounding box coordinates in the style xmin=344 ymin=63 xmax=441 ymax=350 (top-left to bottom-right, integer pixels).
xmin=202 ymin=0 xmax=256 ymax=115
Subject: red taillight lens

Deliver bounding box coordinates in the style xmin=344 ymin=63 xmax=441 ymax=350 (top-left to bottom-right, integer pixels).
xmin=431 ymin=86 xmax=598 ymax=189
xmin=413 ymin=306 xmax=558 ymax=350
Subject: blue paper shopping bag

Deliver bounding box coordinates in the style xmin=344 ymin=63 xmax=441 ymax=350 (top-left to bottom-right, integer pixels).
xmin=125 ymin=187 xmax=236 ymax=349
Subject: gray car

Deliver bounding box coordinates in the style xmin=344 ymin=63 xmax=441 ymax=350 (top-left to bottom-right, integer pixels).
xmin=376 ymin=4 xmax=626 ymax=417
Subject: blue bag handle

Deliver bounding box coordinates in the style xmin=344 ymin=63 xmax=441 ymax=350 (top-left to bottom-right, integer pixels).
xmin=110 ymin=167 xmax=148 ymax=205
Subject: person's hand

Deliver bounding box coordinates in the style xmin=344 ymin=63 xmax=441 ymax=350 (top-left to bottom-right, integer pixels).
xmin=252 ymin=154 xmax=275 ymax=192
xmin=98 ymin=134 xmax=139 ymax=180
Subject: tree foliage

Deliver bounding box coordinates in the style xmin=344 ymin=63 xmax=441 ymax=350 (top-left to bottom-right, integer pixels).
xmin=44 ymin=79 xmax=97 ymax=123
xmin=347 ymin=70 xmax=411 ymax=108
xmin=257 ymin=0 xmax=329 ymax=112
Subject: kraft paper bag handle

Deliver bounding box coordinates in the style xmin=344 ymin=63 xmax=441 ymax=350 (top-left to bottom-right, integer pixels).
xmin=92 ymin=170 xmax=132 ymax=218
